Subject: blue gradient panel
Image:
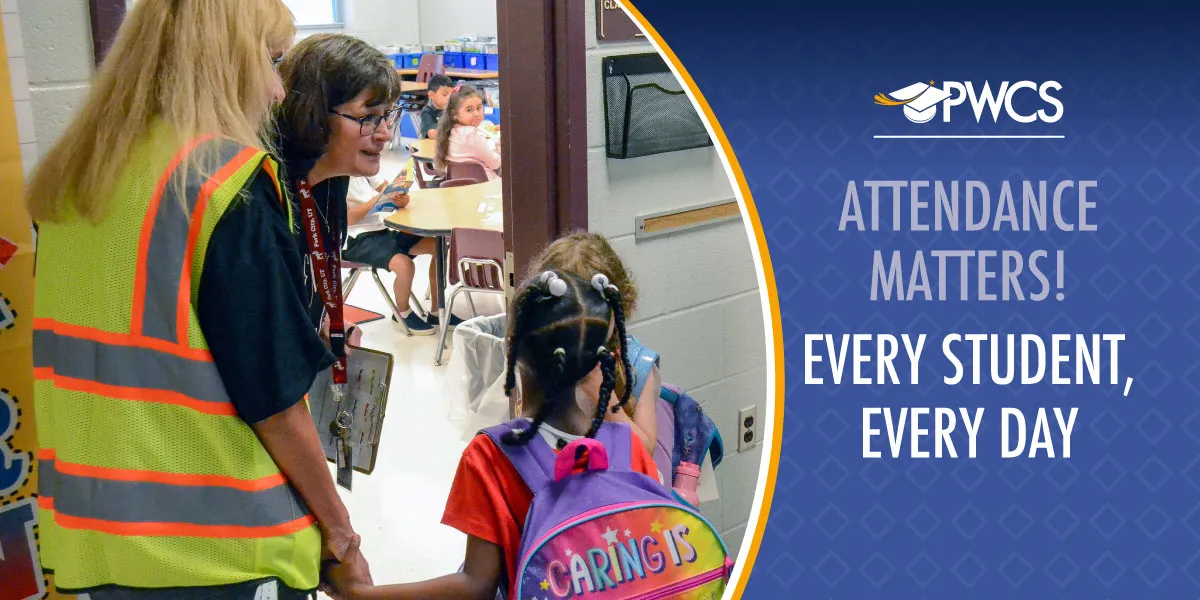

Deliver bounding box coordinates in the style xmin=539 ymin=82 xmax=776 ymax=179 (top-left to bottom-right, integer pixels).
xmin=632 ymin=1 xmax=1200 ymax=597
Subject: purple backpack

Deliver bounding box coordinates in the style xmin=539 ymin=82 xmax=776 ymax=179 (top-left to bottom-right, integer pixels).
xmin=480 ymin=419 xmax=732 ymax=600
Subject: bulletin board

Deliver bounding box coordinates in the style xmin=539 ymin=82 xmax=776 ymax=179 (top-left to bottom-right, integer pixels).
xmin=0 ymin=14 xmax=71 ymax=600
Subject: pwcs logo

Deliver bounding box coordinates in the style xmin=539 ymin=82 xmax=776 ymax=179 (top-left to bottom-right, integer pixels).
xmin=874 ymin=80 xmax=1063 ymax=124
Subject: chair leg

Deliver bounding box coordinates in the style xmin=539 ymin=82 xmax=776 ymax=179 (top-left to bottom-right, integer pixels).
xmin=372 ymin=269 xmax=412 ymax=337
xmin=465 ymin=291 xmax=478 ymax=319
xmin=409 ymin=292 xmax=427 ymax=319
xmin=435 ymin=286 xmax=464 ymax=366
xmin=342 ymin=268 xmax=363 ymax=299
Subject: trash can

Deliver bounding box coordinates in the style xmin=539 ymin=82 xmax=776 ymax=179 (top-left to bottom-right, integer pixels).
xmin=446 ymin=313 xmax=511 ymax=433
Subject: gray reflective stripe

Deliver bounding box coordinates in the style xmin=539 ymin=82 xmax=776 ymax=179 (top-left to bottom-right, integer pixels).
xmin=141 ymin=139 xmax=251 ymax=343
xmin=38 ymin=456 xmax=53 ymax=497
xmin=32 ymin=329 xmax=231 ymax=405
xmin=40 ymin=459 xmax=310 ymax=528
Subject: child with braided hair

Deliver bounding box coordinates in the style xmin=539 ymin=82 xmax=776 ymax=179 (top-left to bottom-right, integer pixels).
xmin=526 ymin=231 xmax=662 ymax=456
xmin=323 ymin=270 xmax=662 ymax=600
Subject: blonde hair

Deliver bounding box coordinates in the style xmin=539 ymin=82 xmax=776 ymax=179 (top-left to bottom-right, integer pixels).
xmin=26 ymin=0 xmax=296 ymax=223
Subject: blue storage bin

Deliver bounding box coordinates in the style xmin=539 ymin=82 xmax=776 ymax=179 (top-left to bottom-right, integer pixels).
xmin=387 ymin=54 xmax=403 ymax=68
xmin=400 ymin=53 xmax=423 ymax=69
xmin=442 ymin=52 xmax=464 ymax=68
xmin=461 ymin=53 xmax=486 ymax=70
xmin=400 ymin=114 xmax=418 ymax=138
xmin=484 ymin=54 xmax=499 ymax=71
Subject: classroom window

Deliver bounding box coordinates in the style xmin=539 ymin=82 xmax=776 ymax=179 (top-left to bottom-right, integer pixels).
xmin=282 ymin=0 xmax=344 ymax=27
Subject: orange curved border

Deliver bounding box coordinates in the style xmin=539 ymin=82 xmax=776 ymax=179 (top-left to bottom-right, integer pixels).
xmin=619 ymin=3 xmax=785 ymax=598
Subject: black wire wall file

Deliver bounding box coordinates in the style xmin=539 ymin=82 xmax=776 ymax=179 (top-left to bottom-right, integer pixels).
xmin=603 ymin=53 xmax=713 ymax=159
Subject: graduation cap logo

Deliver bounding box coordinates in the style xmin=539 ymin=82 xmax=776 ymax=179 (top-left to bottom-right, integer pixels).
xmin=874 ymin=81 xmax=953 ymax=124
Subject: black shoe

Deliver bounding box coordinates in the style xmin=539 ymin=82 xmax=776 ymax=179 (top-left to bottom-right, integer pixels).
xmin=426 ymin=313 xmax=465 ymax=327
xmin=390 ymin=312 xmax=437 ymax=335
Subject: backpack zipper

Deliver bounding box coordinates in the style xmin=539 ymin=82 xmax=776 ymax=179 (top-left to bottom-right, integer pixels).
xmin=516 ymin=501 xmax=728 ymax=597
xmin=623 ymin=565 xmax=727 ymax=600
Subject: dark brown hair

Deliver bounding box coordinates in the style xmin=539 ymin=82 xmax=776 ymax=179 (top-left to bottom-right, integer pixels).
xmin=434 ymin=84 xmax=487 ymax=170
xmin=275 ymin=33 xmax=402 ymax=160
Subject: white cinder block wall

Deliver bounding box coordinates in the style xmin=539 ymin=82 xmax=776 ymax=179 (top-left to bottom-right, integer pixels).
xmin=417 ymin=0 xmax=495 ymax=45
xmin=298 ymin=0 xmax=421 ymax=47
xmin=13 ymin=0 xmax=87 ymax=171
xmin=583 ymin=2 xmax=767 ymax=559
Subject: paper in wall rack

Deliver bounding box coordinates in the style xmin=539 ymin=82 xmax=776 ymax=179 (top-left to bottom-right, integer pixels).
xmin=603 ymin=53 xmax=713 ymax=159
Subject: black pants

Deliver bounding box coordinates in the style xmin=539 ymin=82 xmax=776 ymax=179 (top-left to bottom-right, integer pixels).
xmin=81 ymin=580 xmax=313 ymax=600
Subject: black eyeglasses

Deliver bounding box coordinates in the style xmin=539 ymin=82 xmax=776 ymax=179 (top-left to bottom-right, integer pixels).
xmin=330 ymin=108 xmax=401 ymax=136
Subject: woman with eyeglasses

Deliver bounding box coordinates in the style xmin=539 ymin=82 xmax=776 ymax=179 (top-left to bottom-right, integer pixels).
xmin=26 ymin=1 xmax=363 ymax=598
xmin=276 ymin=33 xmax=439 ymax=336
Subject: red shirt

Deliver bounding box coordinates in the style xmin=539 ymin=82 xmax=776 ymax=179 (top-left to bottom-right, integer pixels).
xmin=441 ymin=431 xmax=661 ymax=595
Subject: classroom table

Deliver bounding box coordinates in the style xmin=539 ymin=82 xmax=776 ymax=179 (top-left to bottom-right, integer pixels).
xmin=396 ymin=68 xmax=499 ymax=80
xmin=409 ymin=138 xmax=436 ymax=162
xmin=384 ymin=178 xmax=503 ymax=365
xmin=401 ymin=81 xmax=428 ymax=92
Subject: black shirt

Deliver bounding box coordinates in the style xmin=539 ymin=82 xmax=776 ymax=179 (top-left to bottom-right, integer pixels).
xmin=195 ymin=166 xmax=336 ymax=424
xmin=278 ymin=154 xmax=351 ymax=327
xmin=419 ymin=102 xmax=441 ymax=139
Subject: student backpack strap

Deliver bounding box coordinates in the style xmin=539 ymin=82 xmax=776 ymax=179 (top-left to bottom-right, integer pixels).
xmin=591 ymin=422 xmax=634 ymax=474
xmin=480 ymin=419 xmax=557 ymax=493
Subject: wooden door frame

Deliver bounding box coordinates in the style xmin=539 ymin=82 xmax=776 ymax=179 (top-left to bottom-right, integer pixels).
xmin=496 ymin=0 xmax=588 ymax=286
xmin=88 ymin=0 xmax=126 ymax=66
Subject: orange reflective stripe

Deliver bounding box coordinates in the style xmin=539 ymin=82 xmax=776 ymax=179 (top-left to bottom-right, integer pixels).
xmin=262 ymin=156 xmax=284 ymax=206
xmin=51 ymin=512 xmax=316 ymax=539
xmin=39 ymin=450 xmax=287 ymax=492
xmin=33 ymin=318 xmax=212 ymax=361
xmin=34 ymin=367 xmax=237 ymax=416
xmin=131 ymin=136 xmax=212 ymax=337
xmin=178 ymin=147 xmax=261 ymax=343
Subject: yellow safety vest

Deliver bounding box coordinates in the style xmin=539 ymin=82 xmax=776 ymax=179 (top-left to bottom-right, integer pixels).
xmin=32 ymin=125 xmax=321 ymax=592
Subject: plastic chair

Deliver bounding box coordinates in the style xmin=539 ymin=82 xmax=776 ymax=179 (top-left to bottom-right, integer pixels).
xmin=435 ymin=228 xmax=505 ymax=366
xmin=416 ymin=54 xmax=445 ymax=83
xmin=342 ymin=260 xmax=427 ymax=337
xmin=438 ymin=178 xmax=480 ymax=188
xmin=446 ymin=161 xmax=489 ymax=183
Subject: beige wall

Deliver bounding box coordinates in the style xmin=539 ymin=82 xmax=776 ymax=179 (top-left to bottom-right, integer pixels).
xmin=583 ymin=1 xmax=767 ymax=559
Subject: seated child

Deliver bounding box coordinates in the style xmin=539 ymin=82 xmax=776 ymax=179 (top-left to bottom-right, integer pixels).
xmin=325 ymin=270 xmax=663 ymax=599
xmin=434 ymin=84 xmax=501 ymax=180
xmin=343 ymin=171 xmax=438 ymax=334
xmin=419 ymin=74 xmax=454 ymax=139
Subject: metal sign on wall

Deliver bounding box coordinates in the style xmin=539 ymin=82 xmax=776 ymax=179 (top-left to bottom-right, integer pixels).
xmin=596 ymin=0 xmax=645 ymax=43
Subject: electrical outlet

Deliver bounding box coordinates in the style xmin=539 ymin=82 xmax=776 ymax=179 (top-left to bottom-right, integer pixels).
xmin=738 ymin=405 xmax=759 ymax=453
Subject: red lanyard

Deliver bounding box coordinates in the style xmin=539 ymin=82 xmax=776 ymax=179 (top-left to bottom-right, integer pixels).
xmin=297 ymin=178 xmax=347 ymax=385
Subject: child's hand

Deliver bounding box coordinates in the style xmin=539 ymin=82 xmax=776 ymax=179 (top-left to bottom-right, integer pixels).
xmin=322 ymin=545 xmax=374 ymax=599
xmin=379 ymin=191 xmax=410 ymax=209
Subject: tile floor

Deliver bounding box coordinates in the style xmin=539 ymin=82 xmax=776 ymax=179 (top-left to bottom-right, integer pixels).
xmin=320 ymin=144 xmax=507 ymax=587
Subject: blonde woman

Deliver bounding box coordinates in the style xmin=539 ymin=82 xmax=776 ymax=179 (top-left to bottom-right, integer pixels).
xmin=28 ymin=0 xmax=365 ymax=597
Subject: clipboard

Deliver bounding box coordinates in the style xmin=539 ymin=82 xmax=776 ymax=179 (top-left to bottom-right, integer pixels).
xmin=307 ymin=344 xmax=394 ymax=475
